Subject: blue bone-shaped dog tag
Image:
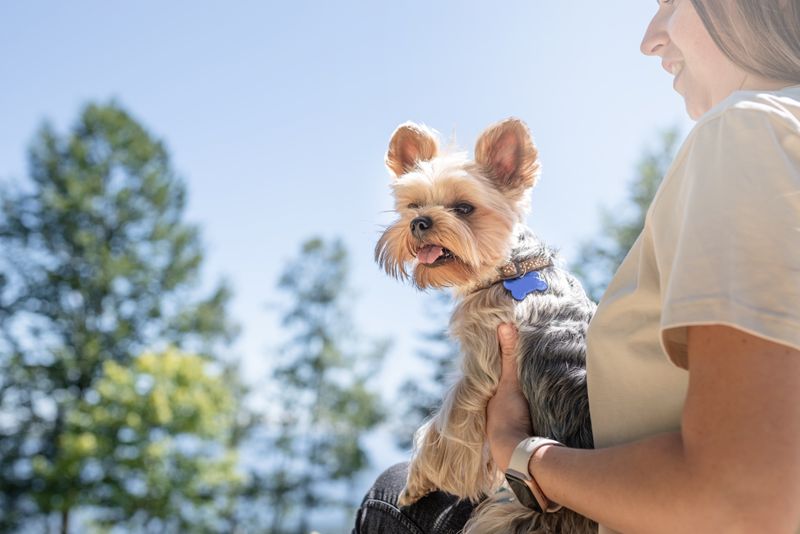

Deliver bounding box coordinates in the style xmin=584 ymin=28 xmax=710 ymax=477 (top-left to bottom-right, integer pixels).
xmin=503 ymin=270 xmax=548 ymax=301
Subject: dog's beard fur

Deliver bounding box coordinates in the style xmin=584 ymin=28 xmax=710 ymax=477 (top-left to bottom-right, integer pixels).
xmin=375 ymin=155 xmax=524 ymax=289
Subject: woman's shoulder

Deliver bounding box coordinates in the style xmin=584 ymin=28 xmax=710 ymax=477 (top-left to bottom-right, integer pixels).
xmin=653 ymin=85 xmax=800 ymax=217
xmin=668 ymin=85 xmax=800 ymax=173
xmin=694 ymin=84 xmax=800 ymax=136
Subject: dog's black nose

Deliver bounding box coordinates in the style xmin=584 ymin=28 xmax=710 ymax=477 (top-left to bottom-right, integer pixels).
xmin=410 ymin=216 xmax=433 ymax=236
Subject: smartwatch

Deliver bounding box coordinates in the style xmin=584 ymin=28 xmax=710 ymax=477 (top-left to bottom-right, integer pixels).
xmin=504 ymin=436 xmax=564 ymax=513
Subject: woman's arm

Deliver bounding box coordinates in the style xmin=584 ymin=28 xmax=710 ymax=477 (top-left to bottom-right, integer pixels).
xmin=488 ymin=324 xmax=800 ymax=533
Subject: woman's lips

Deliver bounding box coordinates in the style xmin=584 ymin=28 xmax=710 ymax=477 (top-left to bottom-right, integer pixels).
xmin=664 ymin=60 xmax=685 ymax=90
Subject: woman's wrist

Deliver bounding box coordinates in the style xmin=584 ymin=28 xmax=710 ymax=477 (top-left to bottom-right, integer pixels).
xmin=503 ymin=437 xmax=565 ymax=513
xmin=492 ymin=434 xmax=558 ymax=476
xmin=490 ymin=431 xmax=531 ymax=472
xmin=527 ymin=442 xmax=556 ymax=475
xmin=526 ymin=442 xmax=562 ymax=509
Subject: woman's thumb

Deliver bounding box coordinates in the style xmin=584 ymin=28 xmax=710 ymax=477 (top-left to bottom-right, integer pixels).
xmin=497 ymin=323 xmax=520 ymax=384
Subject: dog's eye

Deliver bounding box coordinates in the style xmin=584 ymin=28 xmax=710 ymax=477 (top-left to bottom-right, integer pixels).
xmin=407 ymin=203 xmax=420 ymax=210
xmin=453 ymin=203 xmax=474 ymax=216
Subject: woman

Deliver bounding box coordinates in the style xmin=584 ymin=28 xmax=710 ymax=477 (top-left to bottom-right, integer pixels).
xmin=354 ymin=1 xmax=800 ymax=532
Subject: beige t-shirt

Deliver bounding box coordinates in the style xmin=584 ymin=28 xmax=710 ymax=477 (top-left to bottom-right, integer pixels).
xmin=586 ymin=84 xmax=800 ymax=534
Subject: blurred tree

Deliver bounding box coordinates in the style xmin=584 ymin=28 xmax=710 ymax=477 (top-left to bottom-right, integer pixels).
xmin=265 ymin=238 xmax=386 ymax=534
xmin=571 ymin=128 xmax=681 ymax=302
xmin=38 ymin=349 xmax=242 ymax=533
xmin=0 ymin=102 xmax=240 ymax=533
xmin=393 ymin=293 xmax=458 ymax=451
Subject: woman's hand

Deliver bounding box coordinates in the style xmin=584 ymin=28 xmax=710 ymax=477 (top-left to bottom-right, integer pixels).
xmin=486 ymin=323 xmax=534 ymax=472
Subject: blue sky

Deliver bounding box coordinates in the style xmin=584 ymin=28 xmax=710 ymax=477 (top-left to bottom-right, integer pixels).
xmin=1 ymin=1 xmax=693 ymax=527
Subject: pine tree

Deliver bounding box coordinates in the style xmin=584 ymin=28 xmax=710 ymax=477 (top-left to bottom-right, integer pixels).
xmin=0 ymin=102 xmax=240 ymax=533
xmin=571 ymin=128 xmax=681 ymax=302
xmin=266 ymin=238 xmax=385 ymax=534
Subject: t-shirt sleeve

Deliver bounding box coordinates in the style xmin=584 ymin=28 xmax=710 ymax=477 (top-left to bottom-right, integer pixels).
xmin=656 ymin=102 xmax=800 ymax=368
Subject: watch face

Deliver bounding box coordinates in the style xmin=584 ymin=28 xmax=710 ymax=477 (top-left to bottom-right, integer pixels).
xmin=505 ymin=474 xmax=543 ymax=513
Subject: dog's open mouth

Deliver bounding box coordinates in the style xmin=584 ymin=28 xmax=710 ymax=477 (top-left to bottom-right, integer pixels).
xmin=416 ymin=244 xmax=455 ymax=267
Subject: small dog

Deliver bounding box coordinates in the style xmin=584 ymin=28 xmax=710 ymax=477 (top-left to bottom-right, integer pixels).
xmin=375 ymin=118 xmax=597 ymax=533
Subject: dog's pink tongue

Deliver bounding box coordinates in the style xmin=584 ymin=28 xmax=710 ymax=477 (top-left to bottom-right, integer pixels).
xmin=417 ymin=245 xmax=444 ymax=265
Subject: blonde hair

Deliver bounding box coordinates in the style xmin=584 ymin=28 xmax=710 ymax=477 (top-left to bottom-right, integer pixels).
xmin=690 ymin=0 xmax=800 ymax=84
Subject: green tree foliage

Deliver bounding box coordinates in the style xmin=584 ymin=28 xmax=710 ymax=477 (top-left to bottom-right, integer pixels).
xmin=0 ymin=102 xmax=240 ymax=532
xmin=571 ymin=128 xmax=681 ymax=302
xmin=393 ymin=293 xmax=458 ymax=450
xmin=40 ymin=349 xmax=242 ymax=532
xmin=264 ymin=238 xmax=385 ymax=534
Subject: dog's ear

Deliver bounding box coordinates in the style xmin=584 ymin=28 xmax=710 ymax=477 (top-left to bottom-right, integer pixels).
xmin=474 ymin=118 xmax=540 ymax=191
xmin=386 ymin=122 xmax=440 ymax=178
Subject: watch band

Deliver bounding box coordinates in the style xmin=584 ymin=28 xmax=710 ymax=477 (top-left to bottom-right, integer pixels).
xmin=506 ymin=436 xmax=564 ymax=513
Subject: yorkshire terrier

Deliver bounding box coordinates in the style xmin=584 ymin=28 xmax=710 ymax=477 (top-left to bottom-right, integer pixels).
xmin=375 ymin=118 xmax=596 ymax=533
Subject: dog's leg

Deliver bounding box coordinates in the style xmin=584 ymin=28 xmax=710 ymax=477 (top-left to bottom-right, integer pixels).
xmin=402 ymin=313 xmax=510 ymax=503
xmin=398 ymin=418 xmax=442 ymax=506
xmin=399 ymin=371 xmax=499 ymax=505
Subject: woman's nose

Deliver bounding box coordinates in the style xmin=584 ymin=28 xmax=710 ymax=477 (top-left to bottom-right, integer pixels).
xmin=640 ymin=10 xmax=669 ymax=56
